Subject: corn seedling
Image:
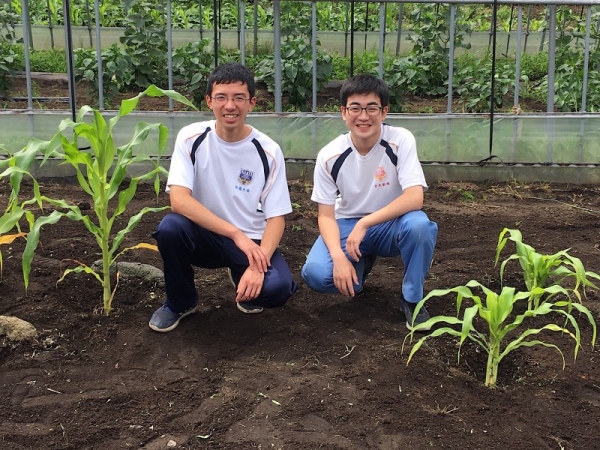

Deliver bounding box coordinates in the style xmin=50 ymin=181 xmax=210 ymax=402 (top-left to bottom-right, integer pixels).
xmin=495 ymin=228 xmax=600 ymax=310
xmin=37 ymin=85 xmax=198 ymax=315
xmin=404 ymin=280 xmax=596 ymax=388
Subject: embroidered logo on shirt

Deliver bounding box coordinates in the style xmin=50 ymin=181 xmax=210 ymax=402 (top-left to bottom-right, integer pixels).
xmin=374 ymin=165 xmax=387 ymax=181
xmin=238 ymin=169 xmax=254 ymax=185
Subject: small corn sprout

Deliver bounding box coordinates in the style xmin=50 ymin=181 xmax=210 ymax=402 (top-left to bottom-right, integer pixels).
xmin=495 ymin=228 xmax=600 ymax=310
xmin=404 ymin=280 xmax=596 ymax=388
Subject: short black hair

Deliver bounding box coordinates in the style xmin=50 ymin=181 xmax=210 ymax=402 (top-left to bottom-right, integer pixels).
xmin=206 ymin=62 xmax=255 ymax=98
xmin=340 ymin=74 xmax=389 ymax=107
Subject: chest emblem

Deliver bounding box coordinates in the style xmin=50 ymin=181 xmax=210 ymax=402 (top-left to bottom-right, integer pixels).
xmin=374 ymin=165 xmax=387 ymax=181
xmin=238 ymin=169 xmax=254 ymax=185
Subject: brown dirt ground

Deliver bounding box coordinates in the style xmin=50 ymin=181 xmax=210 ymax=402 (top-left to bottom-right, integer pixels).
xmin=1 ymin=178 xmax=600 ymax=449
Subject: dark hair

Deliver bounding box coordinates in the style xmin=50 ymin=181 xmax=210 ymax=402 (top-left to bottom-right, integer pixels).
xmin=340 ymin=74 xmax=389 ymax=107
xmin=206 ymin=62 xmax=256 ymax=98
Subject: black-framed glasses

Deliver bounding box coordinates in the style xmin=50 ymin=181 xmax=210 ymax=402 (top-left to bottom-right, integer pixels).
xmin=210 ymin=94 xmax=251 ymax=104
xmin=344 ymin=105 xmax=383 ymax=116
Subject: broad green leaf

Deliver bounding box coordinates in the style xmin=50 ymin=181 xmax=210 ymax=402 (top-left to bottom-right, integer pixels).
xmin=22 ymin=210 xmax=64 ymax=289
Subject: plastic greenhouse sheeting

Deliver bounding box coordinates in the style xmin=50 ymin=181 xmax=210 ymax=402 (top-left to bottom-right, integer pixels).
xmin=2 ymin=111 xmax=599 ymax=166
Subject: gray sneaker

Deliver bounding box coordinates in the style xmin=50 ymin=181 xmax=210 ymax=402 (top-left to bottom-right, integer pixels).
xmin=399 ymin=296 xmax=431 ymax=331
xmin=149 ymin=303 xmax=198 ymax=332
xmin=228 ymin=269 xmax=264 ymax=314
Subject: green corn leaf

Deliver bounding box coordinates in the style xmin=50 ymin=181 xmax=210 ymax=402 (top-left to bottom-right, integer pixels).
xmin=65 ymin=209 xmax=102 ymax=237
xmin=110 ymin=206 xmax=168 ymax=255
xmin=460 ymin=304 xmax=478 ymax=345
xmin=113 ymin=179 xmax=140 ymax=218
xmin=0 ymin=208 xmax=25 ymax=234
xmin=57 ymin=264 xmax=103 ymax=285
xmin=22 ymin=210 xmax=64 ymax=289
xmin=405 ymin=325 xmax=463 ymax=364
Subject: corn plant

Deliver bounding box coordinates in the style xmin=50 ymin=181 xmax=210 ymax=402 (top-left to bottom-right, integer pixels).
xmin=495 ymin=228 xmax=600 ymax=310
xmin=404 ymin=280 xmax=596 ymax=388
xmin=0 ymin=204 xmax=28 ymax=276
xmin=37 ymin=85 xmax=197 ymax=315
xmin=0 ymin=144 xmax=64 ymax=285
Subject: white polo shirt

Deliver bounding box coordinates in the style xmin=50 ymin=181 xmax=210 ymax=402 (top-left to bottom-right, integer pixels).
xmin=167 ymin=120 xmax=292 ymax=239
xmin=312 ymin=123 xmax=427 ymax=219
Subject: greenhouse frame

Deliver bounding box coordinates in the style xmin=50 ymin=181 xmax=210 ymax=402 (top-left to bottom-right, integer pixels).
xmin=2 ymin=0 xmax=600 ymax=183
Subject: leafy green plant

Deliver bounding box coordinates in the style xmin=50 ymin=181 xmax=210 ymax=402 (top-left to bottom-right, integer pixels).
xmin=454 ymin=55 xmax=517 ymax=113
xmin=255 ymin=36 xmax=332 ymax=111
xmin=495 ymin=228 xmax=600 ymax=310
xmin=520 ymin=52 xmax=549 ymax=82
xmin=35 ymin=85 xmax=198 ymax=314
xmin=119 ymin=0 xmax=168 ymax=89
xmin=404 ymin=280 xmax=596 ymax=388
xmin=0 ymin=143 xmax=64 ymax=285
xmin=400 ymin=4 xmax=471 ymax=97
xmin=28 ymin=48 xmax=68 ymax=73
xmin=529 ymin=10 xmax=600 ymax=112
xmin=0 ymin=6 xmax=19 ymax=98
xmin=330 ymin=50 xmax=379 ymax=80
xmin=172 ymin=39 xmax=214 ymax=106
xmin=74 ymin=44 xmax=135 ymax=97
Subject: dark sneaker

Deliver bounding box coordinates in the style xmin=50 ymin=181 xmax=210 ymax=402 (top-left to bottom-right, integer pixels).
xmin=236 ymin=302 xmax=264 ymax=314
xmin=149 ymin=303 xmax=198 ymax=332
xmin=399 ymin=296 xmax=431 ymax=331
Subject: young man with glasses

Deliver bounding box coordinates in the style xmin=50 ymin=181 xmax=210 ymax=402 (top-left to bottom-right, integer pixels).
xmin=149 ymin=62 xmax=298 ymax=332
xmin=301 ymin=74 xmax=438 ymax=331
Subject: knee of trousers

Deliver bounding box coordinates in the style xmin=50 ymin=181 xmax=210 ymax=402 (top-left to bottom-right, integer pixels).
xmin=402 ymin=215 xmax=438 ymax=243
xmin=261 ymin=277 xmax=297 ymax=307
xmin=301 ymin=262 xmax=332 ymax=294
xmin=154 ymin=214 xmax=192 ymax=246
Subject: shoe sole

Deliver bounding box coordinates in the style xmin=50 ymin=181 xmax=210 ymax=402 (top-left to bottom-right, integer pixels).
xmin=148 ymin=306 xmax=198 ymax=333
xmin=236 ymin=303 xmax=264 ymax=314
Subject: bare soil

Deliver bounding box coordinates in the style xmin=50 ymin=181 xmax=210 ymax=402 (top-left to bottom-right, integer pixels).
xmin=1 ymin=179 xmax=600 ymax=449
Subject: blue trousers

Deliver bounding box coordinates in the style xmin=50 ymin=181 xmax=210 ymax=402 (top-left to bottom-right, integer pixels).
xmin=153 ymin=213 xmax=298 ymax=313
xmin=301 ymin=211 xmax=438 ymax=303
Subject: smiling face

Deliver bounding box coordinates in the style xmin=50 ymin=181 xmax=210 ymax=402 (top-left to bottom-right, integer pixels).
xmin=206 ymin=81 xmax=256 ymax=142
xmin=341 ymin=93 xmax=388 ymax=155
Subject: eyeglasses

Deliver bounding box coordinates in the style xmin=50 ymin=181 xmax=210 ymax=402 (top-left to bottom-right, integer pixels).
xmin=344 ymin=105 xmax=383 ymax=116
xmin=210 ymin=94 xmax=251 ymax=104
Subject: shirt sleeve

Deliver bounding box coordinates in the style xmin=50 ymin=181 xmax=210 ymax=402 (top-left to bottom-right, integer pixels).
xmin=395 ymin=129 xmax=428 ymax=191
xmin=165 ymin=125 xmax=199 ymax=193
xmin=311 ymin=150 xmax=339 ymax=205
xmin=261 ymin=143 xmax=293 ymax=219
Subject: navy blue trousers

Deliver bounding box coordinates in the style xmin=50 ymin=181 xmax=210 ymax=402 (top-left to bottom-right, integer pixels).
xmin=153 ymin=213 xmax=298 ymax=313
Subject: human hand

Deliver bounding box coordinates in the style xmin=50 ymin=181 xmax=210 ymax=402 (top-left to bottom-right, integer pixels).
xmin=236 ymin=267 xmax=265 ymax=302
xmin=333 ymin=257 xmax=359 ymax=297
xmin=345 ymin=221 xmax=367 ymax=262
xmin=233 ymin=234 xmax=270 ymax=273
